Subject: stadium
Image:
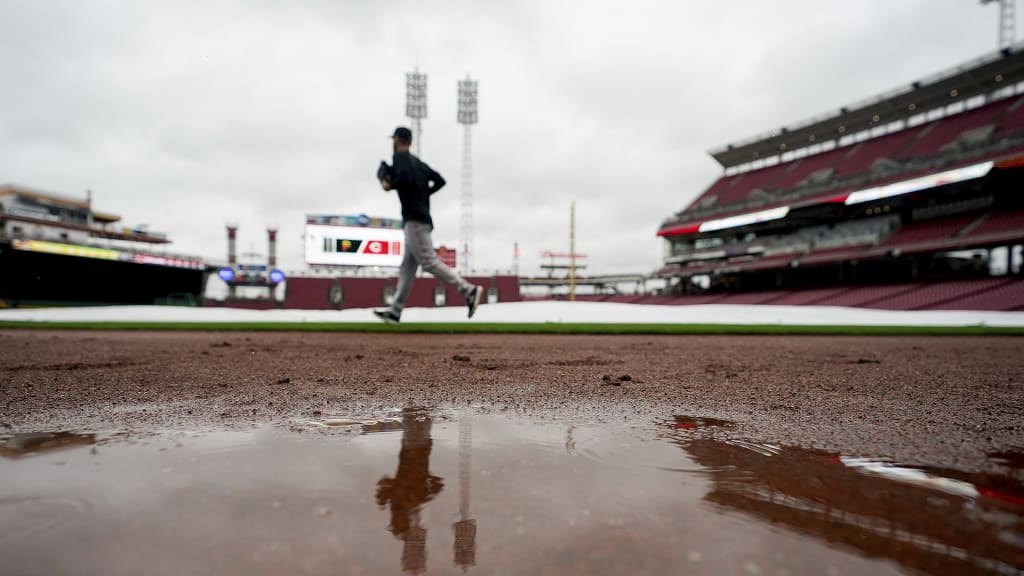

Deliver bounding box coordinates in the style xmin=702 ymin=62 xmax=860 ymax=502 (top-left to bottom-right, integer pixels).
xmin=3 ymin=4 xmax=1024 ymax=575
xmin=649 ymin=44 xmax=1024 ymax=311
xmin=215 ymin=42 xmax=1024 ymax=315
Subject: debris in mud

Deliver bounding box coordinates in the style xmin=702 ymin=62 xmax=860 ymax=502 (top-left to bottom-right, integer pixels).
xmin=288 ymin=416 xmax=403 ymax=434
xmin=211 ymin=342 xmax=231 ymax=348
xmin=601 ymin=374 xmax=629 ymax=386
xmin=276 ymin=377 xmax=291 ymax=385
xmin=672 ymin=415 xmax=736 ymax=430
xmin=453 ymin=355 xmax=471 ymax=362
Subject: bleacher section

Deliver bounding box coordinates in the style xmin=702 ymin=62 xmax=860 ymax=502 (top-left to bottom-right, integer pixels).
xmin=878 ymin=214 xmax=977 ymax=247
xmin=930 ymin=277 xmax=1024 ymax=310
xmin=965 ymin=209 xmax=1024 ymax=238
xmin=763 ymin=287 xmax=853 ymax=306
xmin=832 ymin=130 xmax=919 ymax=178
xmin=772 ymin=147 xmax=848 ymax=190
xmin=868 ymin=277 xmax=1012 ymax=310
xmin=655 ymin=48 xmax=1024 ymax=310
xmin=674 ymin=94 xmax=1024 ymax=224
xmin=995 ymin=97 xmax=1024 ymax=137
xmin=618 ymin=277 xmax=1023 ymax=311
xmin=899 ymin=97 xmax=1015 ymax=159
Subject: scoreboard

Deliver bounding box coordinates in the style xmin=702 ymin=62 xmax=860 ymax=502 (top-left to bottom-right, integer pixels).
xmin=304 ymin=223 xmax=404 ymax=267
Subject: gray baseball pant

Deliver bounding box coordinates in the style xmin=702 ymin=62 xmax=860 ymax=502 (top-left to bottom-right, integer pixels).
xmin=389 ymin=221 xmax=475 ymax=316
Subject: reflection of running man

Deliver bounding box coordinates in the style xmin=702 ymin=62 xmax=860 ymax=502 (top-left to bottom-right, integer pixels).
xmin=374 ymin=126 xmax=483 ymax=325
xmin=375 ymin=408 xmax=444 ymax=574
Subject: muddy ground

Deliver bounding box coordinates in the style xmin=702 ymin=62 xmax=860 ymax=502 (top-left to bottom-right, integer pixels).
xmin=2 ymin=330 xmax=1022 ymax=474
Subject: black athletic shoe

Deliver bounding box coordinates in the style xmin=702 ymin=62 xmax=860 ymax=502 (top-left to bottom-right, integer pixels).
xmin=373 ymin=310 xmax=401 ymax=325
xmin=467 ymin=286 xmax=483 ymax=319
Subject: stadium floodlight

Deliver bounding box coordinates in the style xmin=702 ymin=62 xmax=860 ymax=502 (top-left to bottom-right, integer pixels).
xmin=406 ymin=70 xmax=427 ymax=155
xmin=458 ymin=77 xmax=478 ymax=125
xmin=980 ymin=0 xmax=1017 ymax=49
xmin=458 ymin=76 xmax=479 ymax=273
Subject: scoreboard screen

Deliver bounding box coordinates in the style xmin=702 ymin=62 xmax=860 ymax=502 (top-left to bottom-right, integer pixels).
xmin=304 ymin=224 xmax=404 ymax=267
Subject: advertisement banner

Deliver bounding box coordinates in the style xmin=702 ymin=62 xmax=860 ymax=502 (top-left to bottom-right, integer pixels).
xmin=304 ymin=224 xmax=404 ymax=267
xmin=11 ymin=240 xmax=204 ymax=269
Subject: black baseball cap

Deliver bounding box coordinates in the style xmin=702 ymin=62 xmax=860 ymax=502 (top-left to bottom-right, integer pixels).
xmin=392 ymin=126 xmax=413 ymax=141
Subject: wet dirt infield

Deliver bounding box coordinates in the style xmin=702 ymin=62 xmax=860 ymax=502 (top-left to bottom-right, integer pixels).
xmin=3 ymin=330 xmax=1022 ymax=470
xmin=2 ymin=330 xmax=1023 ymax=575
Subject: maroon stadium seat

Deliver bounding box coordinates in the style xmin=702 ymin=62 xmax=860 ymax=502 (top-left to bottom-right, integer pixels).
xmin=866 ymin=278 xmax=1010 ymax=310
xmin=879 ymin=214 xmax=978 ymax=247
xmin=929 ymin=278 xmax=1024 ymax=311
xmin=899 ymin=98 xmax=1014 ymax=158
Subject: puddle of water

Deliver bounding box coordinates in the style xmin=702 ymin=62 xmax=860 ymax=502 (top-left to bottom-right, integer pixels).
xmin=0 ymin=411 xmax=1021 ymax=575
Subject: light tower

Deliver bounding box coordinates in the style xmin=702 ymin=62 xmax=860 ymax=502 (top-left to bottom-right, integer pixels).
xmin=981 ymin=0 xmax=1017 ymax=49
xmin=406 ymin=70 xmax=427 ymax=156
xmin=457 ymin=76 xmax=479 ymax=274
xmin=453 ymin=411 xmax=477 ymax=570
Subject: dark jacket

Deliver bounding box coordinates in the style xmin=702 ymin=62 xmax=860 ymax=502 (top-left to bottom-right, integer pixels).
xmin=391 ymin=150 xmax=446 ymax=227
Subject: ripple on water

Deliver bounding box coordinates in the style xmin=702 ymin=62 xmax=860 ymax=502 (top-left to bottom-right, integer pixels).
xmin=0 ymin=496 xmax=93 ymax=544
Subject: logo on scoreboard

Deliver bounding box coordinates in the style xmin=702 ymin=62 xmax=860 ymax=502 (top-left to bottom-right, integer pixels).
xmin=364 ymin=240 xmax=402 ymax=255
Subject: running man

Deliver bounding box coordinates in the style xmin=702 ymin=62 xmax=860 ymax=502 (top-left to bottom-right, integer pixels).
xmin=374 ymin=126 xmax=483 ymax=324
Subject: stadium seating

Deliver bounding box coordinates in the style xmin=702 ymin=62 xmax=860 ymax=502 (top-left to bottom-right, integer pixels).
xmin=663 ymin=293 xmax=730 ymax=306
xmin=878 ymin=214 xmax=979 ymax=247
xmin=898 ymin=98 xmax=1015 ymax=159
xmin=712 ymin=291 xmax=792 ymax=305
xmin=963 ymin=209 xmax=1024 ymax=239
xmin=867 ymin=277 xmax=1010 ymax=310
xmin=690 ymin=176 xmax=740 ymax=210
xmin=641 ymin=277 xmax=1023 ymax=310
xmin=670 ymin=93 xmax=1024 ymax=228
xmin=771 ymin=147 xmax=848 ymax=190
xmin=791 ymin=283 xmax=921 ymax=307
xmin=797 ymin=244 xmax=873 ymax=265
xmin=995 ymin=95 xmax=1024 ymax=137
xmin=718 ymin=164 xmax=787 ymax=205
xmin=831 ymin=129 xmax=920 ymax=178
xmin=928 ymin=278 xmax=1024 ymax=310
xmin=764 ymin=287 xmax=854 ymax=306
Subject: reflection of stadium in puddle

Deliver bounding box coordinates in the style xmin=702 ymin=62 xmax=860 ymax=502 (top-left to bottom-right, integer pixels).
xmin=660 ymin=416 xmax=1024 ymax=575
xmin=0 ymin=431 xmax=98 ymax=459
xmin=0 ymin=412 xmax=1020 ymax=575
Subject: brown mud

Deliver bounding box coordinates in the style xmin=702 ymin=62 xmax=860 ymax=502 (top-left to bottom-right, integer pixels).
xmin=2 ymin=330 xmax=1022 ymax=474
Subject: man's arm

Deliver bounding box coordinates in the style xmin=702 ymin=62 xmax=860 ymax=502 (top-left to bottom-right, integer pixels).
xmin=424 ymin=164 xmax=446 ymax=194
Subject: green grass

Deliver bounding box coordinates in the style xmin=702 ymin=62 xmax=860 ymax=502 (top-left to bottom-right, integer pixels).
xmin=0 ymin=321 xmax=1022 ymax=335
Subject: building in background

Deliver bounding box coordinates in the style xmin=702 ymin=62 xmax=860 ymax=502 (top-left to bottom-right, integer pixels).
xmin=656 ymin=43 xmax=1024 ymax=310
xmin=0 ymin=185 xmax=208 ymax=307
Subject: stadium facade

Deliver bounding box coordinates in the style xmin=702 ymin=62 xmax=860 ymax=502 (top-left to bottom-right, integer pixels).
xmin=655 ymin=44 xmax=1024 ymax=311
xmin=0 ymin=185 xmax=208 ymax=306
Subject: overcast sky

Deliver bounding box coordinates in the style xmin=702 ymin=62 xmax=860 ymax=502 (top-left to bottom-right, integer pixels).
xmin=0 ymin=0 xmax=1007 ymax=276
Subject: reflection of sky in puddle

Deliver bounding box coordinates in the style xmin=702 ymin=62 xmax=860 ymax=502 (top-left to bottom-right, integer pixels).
xmin=0 ymin=411 xmax=1022 ymax=575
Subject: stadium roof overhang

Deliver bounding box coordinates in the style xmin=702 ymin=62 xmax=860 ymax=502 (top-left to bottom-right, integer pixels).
xmin=657 ymin=156 xmax=1022 ymax=238
xmin=709 ymin=43 xmax=1024 ymax=169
